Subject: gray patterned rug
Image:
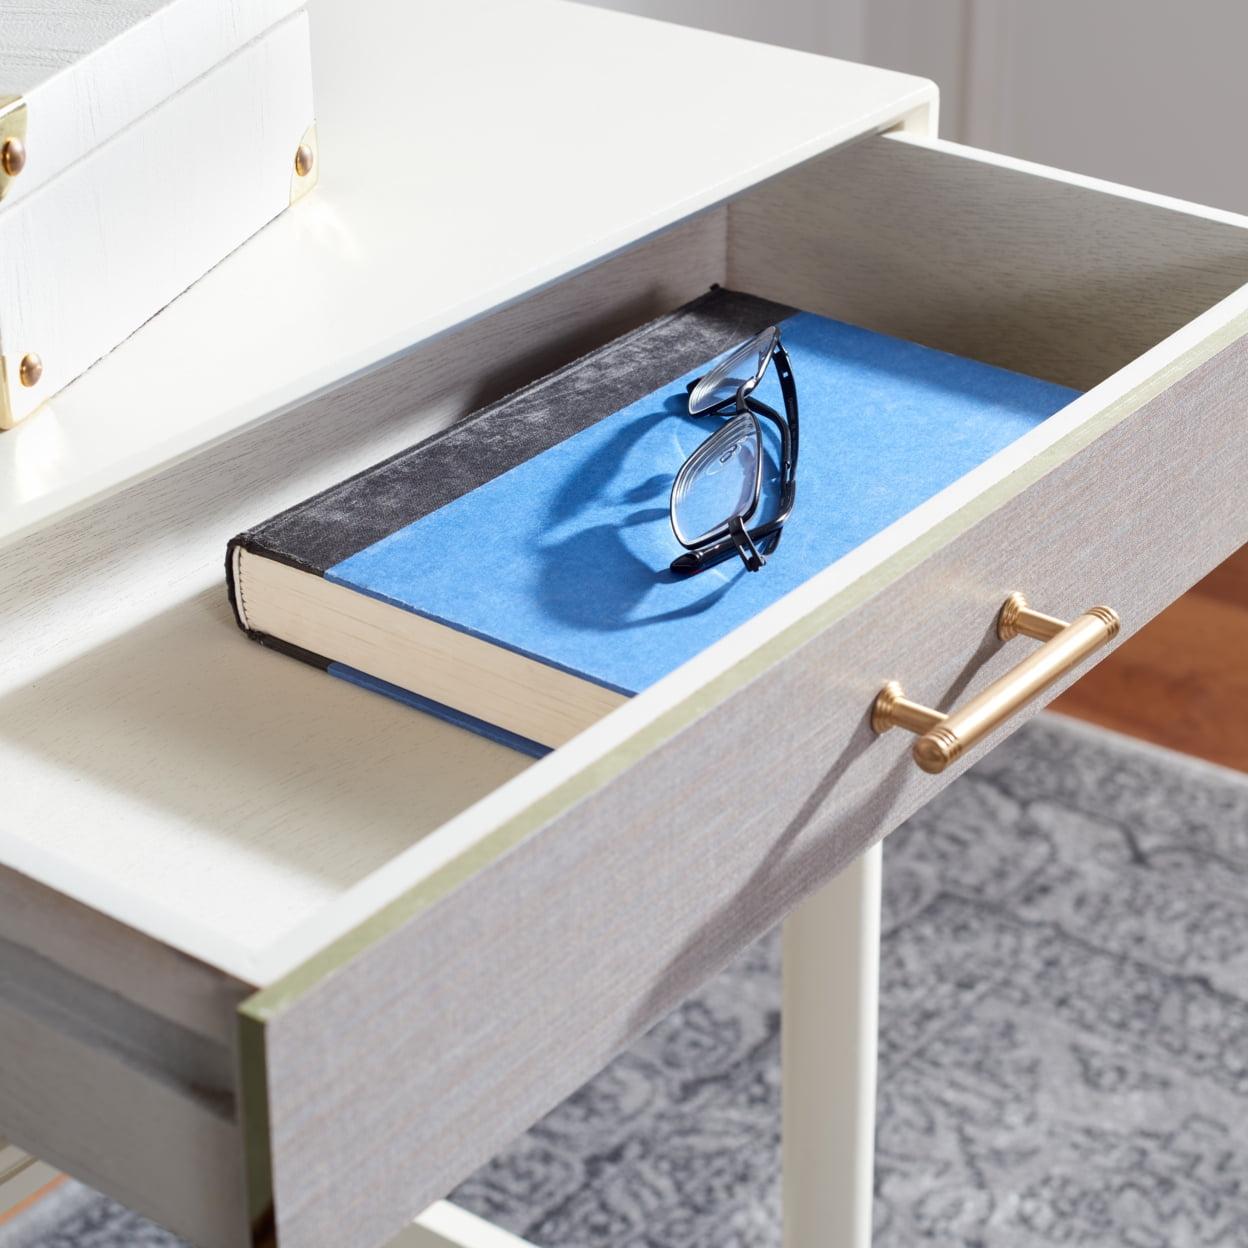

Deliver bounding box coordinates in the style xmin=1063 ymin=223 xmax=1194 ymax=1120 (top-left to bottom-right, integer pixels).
xmin=5 ymin=716 xmax=1248 ymax=1248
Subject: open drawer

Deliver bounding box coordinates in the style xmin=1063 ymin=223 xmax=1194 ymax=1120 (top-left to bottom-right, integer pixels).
xmin=3 ymin=117 xmax=1248 ymax=1248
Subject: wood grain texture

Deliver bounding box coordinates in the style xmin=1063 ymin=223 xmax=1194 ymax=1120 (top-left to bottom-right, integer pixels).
xmin=250 ymin=313 xmax=1248 ymax=1248
xmin=0 ymin=212 xmax=725 ymax=979
xmin=1 ymin=0 xmax=169 ymax=90
xmin=0 ymin=10 xmax=314 ymax=427
xmin=0 ymin=0 xmax=302 ymax=206
xmin=729 ymin=131 xmax=1248 ymax=390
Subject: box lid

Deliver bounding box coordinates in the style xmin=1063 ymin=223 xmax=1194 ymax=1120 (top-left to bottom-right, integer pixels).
xmin=0 ymin=0 xmax=303 ymax=209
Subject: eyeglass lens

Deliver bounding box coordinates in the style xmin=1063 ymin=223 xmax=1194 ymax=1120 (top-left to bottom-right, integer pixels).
xmin=671 ymin=413 xmax=762 ymax=546
xmin=687 ymin=328 xmax=774 ymax=415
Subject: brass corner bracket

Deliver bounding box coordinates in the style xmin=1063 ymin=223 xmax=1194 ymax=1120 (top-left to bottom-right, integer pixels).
xmin=0 ymin=95 xmax=28 ymax=202
xmin=0 ymin=357 xmax=13 ymax=431
xmin=289 ymin=122 xmax=319 ymax=206
xmin=0 ymin=352 xmax=48 ymax=431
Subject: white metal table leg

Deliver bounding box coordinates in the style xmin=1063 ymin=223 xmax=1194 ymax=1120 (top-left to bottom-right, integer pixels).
xmin=398 ymin=1201 xmax=541 ymax=1248
xmin=782 ymin=842 xmax=882 ymax=1248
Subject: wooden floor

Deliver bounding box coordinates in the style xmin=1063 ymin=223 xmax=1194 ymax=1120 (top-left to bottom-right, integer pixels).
xmin=1051 ymin=545 xmax=1248 ymax=771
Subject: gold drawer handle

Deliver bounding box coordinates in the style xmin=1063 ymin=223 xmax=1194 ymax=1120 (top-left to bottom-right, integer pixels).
xmin=872 ymin=593 xmax=1120 ymax=775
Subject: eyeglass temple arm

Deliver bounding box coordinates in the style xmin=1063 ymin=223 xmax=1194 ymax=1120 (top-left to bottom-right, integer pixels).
xmin=672 ymin=515 xmax=782 ymax=574
xmin=771 ymin=340 xmax=799 ymax=462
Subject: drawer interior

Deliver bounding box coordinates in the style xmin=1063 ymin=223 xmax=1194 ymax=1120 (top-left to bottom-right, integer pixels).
xmin=4 ymin=131 xmax=1248 ymax=990
xmin=731 ymin=131 xmax=1248 ymax=392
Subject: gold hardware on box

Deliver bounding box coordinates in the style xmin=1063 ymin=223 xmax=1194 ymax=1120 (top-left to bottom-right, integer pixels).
xmin=872 ymin=592 xmax=1120 ymax=774
xmin=1 ymin=136 xmax=23 ymax=175
xmin=0 ymin=358 xmax=13 ymax=431
xmin=0 ymin=352 xmax=44 ymax=430
xmin=290 ymin=123 xmax=319 ymax=205
xmin=0 ymin=95 xmax=28 ymax=201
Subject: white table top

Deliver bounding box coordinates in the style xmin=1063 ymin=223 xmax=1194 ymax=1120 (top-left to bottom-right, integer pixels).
xmin=0 ymin=0 xmax=932 ymax=549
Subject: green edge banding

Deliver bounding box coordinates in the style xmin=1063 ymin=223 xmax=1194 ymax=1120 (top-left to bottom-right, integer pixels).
xmin=239 ymin=309 xmax=1246 ymax=1030
xmin=238 ymin=1008 xmax=276 ymax=1246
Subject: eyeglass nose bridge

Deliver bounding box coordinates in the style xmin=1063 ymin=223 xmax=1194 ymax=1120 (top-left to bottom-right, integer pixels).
xmin=734 ymin=373 xmax=760 ymax=412
xmin=683 ymin=374 xmax=757 ymax=417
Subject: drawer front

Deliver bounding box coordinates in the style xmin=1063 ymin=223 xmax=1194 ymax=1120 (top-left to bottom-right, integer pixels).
xmin=241 ymin=299 xmax=1248 ymax=1245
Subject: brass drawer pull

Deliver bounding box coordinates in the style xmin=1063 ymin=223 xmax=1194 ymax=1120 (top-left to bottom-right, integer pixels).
xmin=872 ymin=592 xmax=1120 ymax=774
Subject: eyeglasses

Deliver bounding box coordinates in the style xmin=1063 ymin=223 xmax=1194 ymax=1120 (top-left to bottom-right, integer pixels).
xmin=669 ymin=325 xmax=799 ymax=574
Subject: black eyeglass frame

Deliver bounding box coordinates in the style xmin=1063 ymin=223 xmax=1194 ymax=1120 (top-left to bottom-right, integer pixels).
xmin=668 ymin=327 xmax=799 ymax=574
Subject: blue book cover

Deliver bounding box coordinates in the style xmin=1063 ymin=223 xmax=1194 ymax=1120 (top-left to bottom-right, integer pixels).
xmin=229 ymin=290 xmax=1077 ymax=756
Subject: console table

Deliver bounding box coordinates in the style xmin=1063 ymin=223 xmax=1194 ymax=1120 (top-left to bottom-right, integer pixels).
xmin=2 ymin=3 xmax=1245 ymax=1246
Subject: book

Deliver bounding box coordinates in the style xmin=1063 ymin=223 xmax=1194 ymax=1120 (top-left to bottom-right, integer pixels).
xmin=228 ymin=288 xmax=1077 ymax=757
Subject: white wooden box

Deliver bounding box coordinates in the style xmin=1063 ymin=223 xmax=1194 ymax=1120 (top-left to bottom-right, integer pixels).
xmin=0 ymin=0 xmax=317 ymax=430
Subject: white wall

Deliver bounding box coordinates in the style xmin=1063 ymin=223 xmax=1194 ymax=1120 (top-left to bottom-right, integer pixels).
xmin=579 ymin=0 xmax=1248 ymax=213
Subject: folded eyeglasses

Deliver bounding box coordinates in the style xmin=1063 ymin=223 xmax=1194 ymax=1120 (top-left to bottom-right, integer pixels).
xmin=669 ymin=325 xmax=799 ymax=574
